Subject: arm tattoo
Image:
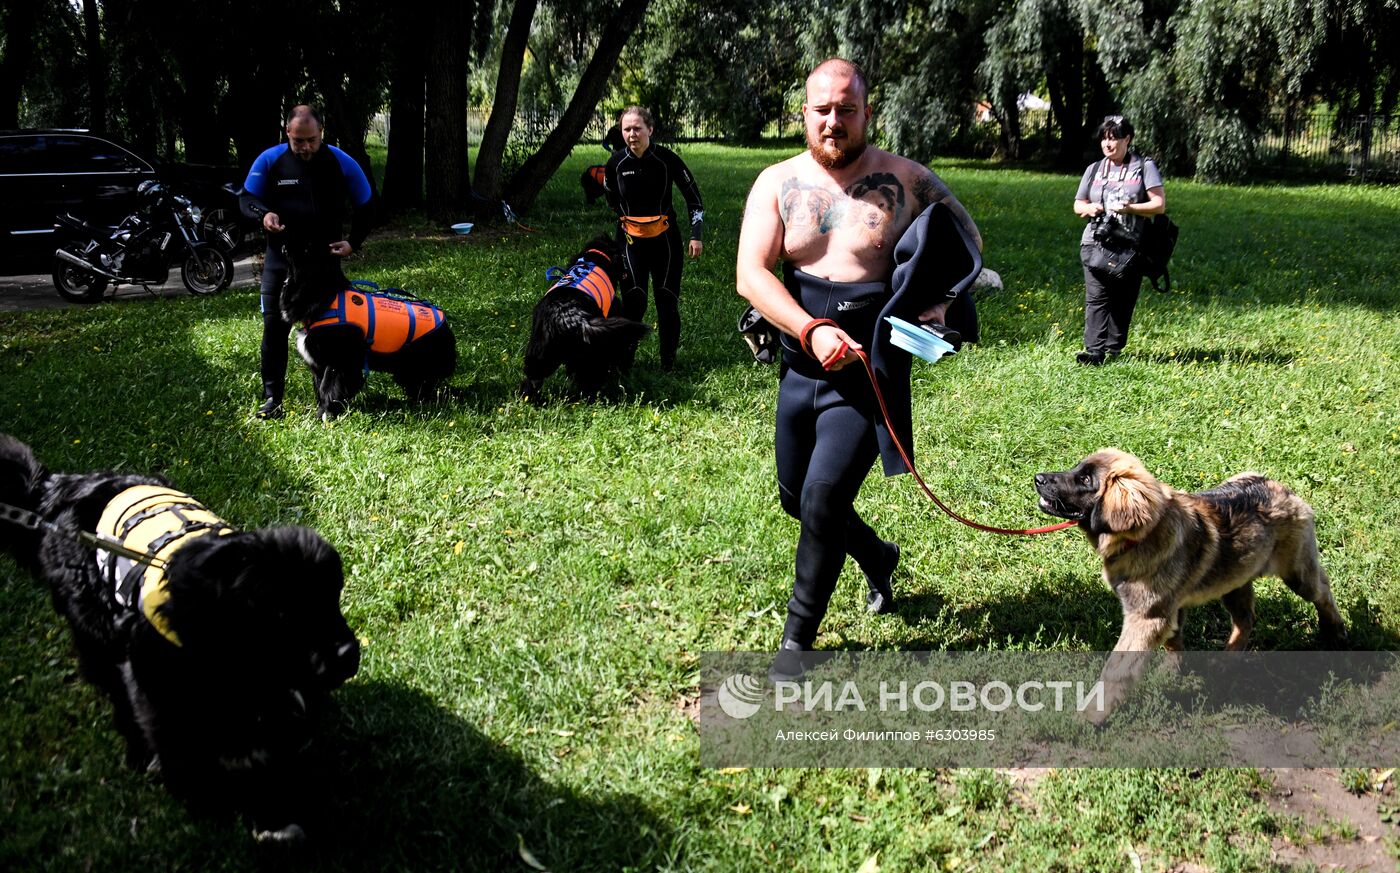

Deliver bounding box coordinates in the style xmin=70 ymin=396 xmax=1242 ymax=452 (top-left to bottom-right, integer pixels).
xmin=912 ymin=172 xmax=950 ymax=212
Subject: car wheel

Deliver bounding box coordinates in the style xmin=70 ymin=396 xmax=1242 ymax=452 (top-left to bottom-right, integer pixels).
xmin=198 ymin=206 xmax=242 ymax=252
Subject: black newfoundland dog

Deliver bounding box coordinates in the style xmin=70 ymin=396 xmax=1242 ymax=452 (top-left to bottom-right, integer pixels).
xmin=279 ymin=241 xmax=457 ymax=419
xmin=0 ymin=434 xmax=359 ymax=843
xmin=519 ymin=235 xmax=648 ymax=403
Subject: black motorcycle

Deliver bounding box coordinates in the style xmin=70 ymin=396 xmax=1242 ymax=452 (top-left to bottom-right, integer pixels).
xmin=52 ymin=179 xmax=234 ymax=303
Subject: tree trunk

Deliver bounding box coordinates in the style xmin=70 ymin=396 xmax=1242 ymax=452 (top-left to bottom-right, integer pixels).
xmin=83 ymin=0 xmax=105 ymax=132
xmin=995 ymin=97 xmax=1021 ymax=160
xmin=502 ymin=0 xmax=651 ymax=214
xmin=383 ymin=49 xmax=426 ymax=210
xmin=425 ymin=1 xmax=472 ymax=221
xmin=0 ymin=0 xmax=40 ymax=128
xmin=473 ymin=0 xmax=539 ymax=199
xmin=1046 ymin=32 xmax=1085 ymax=168
xmin=382 ymin=0 xmax=428 ymax=211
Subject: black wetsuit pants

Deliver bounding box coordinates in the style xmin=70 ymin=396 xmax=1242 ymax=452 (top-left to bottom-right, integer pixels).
xmin=259 ymin=246 xmax=293 ymax=402
xmin=776 ymin=366 xmax=893 ymax=647
xmin=620 ymin=228 xmax=684 ymax=366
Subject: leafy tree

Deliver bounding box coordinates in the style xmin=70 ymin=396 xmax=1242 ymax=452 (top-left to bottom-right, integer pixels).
xmin=501 ymin=0 xmax=651 ymax=212
xmin=627 ymin=0 xmax=806 ymax=142
xmin=472 ymin=0 xmax=541 ymax=199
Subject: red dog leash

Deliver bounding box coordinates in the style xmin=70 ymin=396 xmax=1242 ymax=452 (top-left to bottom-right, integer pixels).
xmin=851 ymin=348 xmax=1076 ymax=536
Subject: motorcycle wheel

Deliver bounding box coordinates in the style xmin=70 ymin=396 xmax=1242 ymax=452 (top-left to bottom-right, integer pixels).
xmin=52 ymin=250 xmax=108 ymax=303
xmin=198 ymin=206 xmax=241 ymax=252
xmin=181 ymin=244 xmax=233 ymax=296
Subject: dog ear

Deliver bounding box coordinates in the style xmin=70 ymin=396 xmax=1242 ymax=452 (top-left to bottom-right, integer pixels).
xmin=1095 ymin=466 xmax=1165 ymax=534
xmin=1085 ymin=496 xmax=1113 ymax=535
xmin=162 ymin=528 xmax=344 ymax=633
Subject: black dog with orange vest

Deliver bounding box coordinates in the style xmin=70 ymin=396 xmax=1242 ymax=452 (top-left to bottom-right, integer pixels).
xmin=519 ymin=235 xmax=647 ymax=403
xmin=279 ymin=241 xmax=457 ymax=419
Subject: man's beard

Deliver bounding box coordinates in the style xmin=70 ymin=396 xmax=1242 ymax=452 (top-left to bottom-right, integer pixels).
xmin=807 ymin=128 xmax=867 ymax=169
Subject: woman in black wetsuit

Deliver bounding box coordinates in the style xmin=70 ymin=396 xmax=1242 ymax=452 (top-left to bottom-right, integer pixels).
xmin=603 ymin=106 xmax=704 ymax=370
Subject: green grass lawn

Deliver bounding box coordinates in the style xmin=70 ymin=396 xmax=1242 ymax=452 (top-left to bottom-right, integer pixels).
xmin=2 ymin=143 xmax=1398 ymax=871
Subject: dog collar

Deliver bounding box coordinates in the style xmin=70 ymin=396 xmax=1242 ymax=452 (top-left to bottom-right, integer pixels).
xmin=95 ymin=485 xmax=234 ymax=647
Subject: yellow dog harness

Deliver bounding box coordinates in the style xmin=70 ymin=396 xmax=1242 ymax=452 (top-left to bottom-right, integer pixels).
xmin=95 ymin=485 xmax=234 ymax=647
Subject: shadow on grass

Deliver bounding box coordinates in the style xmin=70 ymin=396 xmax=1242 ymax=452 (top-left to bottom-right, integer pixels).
xmin=888 ymin=567 xmax=1400 ymax=655
xmin=1132 ymin=346 xmax=1298 ymax=367
xmin=301 ymin=680 xmax=670 ymax=872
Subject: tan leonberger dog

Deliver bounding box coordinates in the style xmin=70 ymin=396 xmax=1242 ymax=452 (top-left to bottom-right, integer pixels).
xmin=1034 ymin=448 xmax=1348 ymax=722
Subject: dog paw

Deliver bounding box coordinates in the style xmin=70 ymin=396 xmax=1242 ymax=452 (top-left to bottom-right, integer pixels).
xmin=1318 ymin=624 xmax=1351 ymax=650
xmin=253 ymin=823 xmax=307 ymax=846
xmin=1079 ymin=706 xmax=1111 ymax=730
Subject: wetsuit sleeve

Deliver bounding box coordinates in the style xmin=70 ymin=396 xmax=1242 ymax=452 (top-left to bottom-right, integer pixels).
xmin=603 ymin=150 xmax=623 ymax=216
xmin=239 ymin=146 xmax=280 ymax=220
xmin=665 ymin=148 xmax=704 ymax=240
xmin=331 ymin=146 xmax=376 ymax=250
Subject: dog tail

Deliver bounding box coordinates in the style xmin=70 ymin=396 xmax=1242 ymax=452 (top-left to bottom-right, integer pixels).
xmin=583 ymin=316 xmax=650 ymax=345
xmin=0 ymin=433 xmax=49 ymax=567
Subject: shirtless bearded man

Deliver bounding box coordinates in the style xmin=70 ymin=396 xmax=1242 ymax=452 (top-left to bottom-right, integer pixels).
xmin=736 ymin=58 xmax=981 ymax=680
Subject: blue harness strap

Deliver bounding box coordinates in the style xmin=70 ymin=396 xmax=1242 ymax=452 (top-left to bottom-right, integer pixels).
xmin=544 ymin=258 xmax=615 ymax=317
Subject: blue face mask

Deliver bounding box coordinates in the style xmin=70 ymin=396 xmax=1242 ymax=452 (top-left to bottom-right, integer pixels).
xmin=886 ymin=316 xmax=958 ymax=363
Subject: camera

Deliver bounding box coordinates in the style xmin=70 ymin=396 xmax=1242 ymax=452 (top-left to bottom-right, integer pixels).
xmin=1091 ymin=215 xmax=1140 ymax=248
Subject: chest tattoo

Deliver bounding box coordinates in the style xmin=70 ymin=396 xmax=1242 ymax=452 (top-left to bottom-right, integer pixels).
xmin=781 ymin=177 xmax=842 ymax=232
xmin=780 ymin=172 xmax=910 ymax=237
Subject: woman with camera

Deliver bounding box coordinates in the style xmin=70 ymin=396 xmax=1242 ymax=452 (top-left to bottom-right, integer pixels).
xmin=1072 ymin=115 xmax=1166 ymax=365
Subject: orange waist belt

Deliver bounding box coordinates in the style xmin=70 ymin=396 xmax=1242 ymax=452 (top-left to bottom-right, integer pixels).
xmin=620 ymin=214 xmax=669 ymax=239
xmin=306 ymin=288 xmax=445 ymax=354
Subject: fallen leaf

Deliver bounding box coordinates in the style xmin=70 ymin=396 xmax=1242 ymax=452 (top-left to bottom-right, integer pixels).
xmin=857 ymin=853 xmax=880 ymax=873
xmin=728 ymin=803 xmax=751 ymax=815
xmin=517 ymin=834 xmax=549 ymax=871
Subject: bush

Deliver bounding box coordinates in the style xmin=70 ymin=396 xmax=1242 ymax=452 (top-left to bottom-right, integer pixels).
xmin=1195 ymin=111 xmax=1255 ymax=182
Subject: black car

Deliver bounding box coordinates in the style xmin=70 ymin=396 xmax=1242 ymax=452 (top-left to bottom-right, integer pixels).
xmin=0 ymin=129 xmax=248 ymax=275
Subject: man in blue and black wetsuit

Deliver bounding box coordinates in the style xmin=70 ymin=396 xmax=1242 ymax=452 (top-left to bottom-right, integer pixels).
xmin=239 ymin=105 xmax=374 ymax=419
xmin=737 ymin=59 xmax=982 ymax=681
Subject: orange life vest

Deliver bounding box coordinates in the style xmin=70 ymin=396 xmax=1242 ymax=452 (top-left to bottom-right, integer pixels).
xmin=306 ymin=288 xmax=446 ymax=354
xmin=546 ymin=250 xmax=617 ymax=317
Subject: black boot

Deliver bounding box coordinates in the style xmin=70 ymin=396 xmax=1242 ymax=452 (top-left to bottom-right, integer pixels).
xmin=864 ymin=541 xmax=900 ymax=614
xmin=255 ymin=382 xmax=284 ymax=420
xmin=768 ymin=638 xmax=810 ymax=684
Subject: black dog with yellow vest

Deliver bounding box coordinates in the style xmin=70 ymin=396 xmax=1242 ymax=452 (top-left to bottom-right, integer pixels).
xmin=0 ymin=434 xmax=359 ymax=844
